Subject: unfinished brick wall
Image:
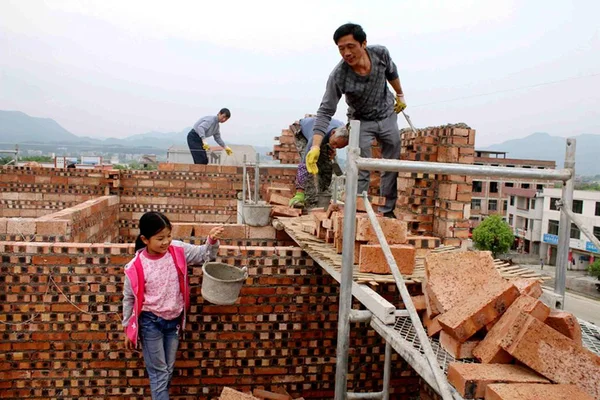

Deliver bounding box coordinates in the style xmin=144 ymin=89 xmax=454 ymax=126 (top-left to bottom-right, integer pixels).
xmin=0 ymin=242 xmax=422 ymax=400
xmin=0 ymin=196 xmax=119 ymax=243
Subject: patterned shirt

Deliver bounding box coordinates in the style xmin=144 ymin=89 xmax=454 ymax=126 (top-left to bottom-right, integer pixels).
xmin=192 ymin=115 xmax=226 ymax=147
xmin=313 ymin=45 xmax=399 ymax=136
xmin=140 ymin=249 xmax=184 ymax=321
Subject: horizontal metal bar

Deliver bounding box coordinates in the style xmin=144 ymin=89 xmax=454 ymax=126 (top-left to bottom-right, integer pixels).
xmin=355 ymin=158 xmax=572 ymax=181
xmin=244 ymin=162 xmax=298 ymax=169
xmin=347 ymin=391 xmax=384 ymax=399
xmin=349 ymin=310 xmax=372 ymax=323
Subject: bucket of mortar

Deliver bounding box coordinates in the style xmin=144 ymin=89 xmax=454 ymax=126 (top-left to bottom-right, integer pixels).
xmin=201 ymin=262 xmax=248 ymax=305
xmin=317 ymin=194 xmax=332 ymax=208
xmin=242 ymin=202 xmax=271 ymax=227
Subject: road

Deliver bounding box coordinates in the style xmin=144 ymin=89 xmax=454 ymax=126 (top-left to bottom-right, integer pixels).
xmin=557 ymin=288 xmax=600 ymax=326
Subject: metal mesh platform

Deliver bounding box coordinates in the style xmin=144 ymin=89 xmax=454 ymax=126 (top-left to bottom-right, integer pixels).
xmin=580 ymin=319 xmax=600 ymax=355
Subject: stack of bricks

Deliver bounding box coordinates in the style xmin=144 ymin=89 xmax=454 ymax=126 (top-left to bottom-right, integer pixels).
xmin=396 ymin=124 xmax=476 ymax=245
xmin=420 ymin=250 xmax=598 ymax=399
xmin=269 ymin=126 xmax=301 ymax=165
xmin=0 ymin=195 xmax=119 ymax=242
xmin=433 ymin=126 xmax=475 ymax=246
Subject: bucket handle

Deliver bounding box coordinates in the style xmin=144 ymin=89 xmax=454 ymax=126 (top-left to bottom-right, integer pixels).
xmin=242 ymin=267 xmax=248 ymax=279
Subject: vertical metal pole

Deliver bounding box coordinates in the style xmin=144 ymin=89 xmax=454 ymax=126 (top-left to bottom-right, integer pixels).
xmin=555 ymin=138 xmax=576 ymax=309
xmin=242 ymin=154 xmax=247 ymax=205
xmin=382 ymin=341 xmax=391 ymax=400
xmin=254 ymin=152 xmax=260 ymax=202
xmin=335 ymin=120 xmax=361 ymax=400
xmin=333 ymin=176 xmax=338 ymax=204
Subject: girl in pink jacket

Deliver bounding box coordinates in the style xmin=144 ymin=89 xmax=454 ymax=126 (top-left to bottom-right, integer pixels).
xmin=122 ymin=211 xmax=223 ymax=400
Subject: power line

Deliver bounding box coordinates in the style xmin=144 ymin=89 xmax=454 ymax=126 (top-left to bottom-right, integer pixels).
xmin=412 ymin=72 xmax=600 ymax=108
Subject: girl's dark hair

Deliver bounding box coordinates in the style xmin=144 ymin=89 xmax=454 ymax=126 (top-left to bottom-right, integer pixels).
xmin=333 ymin=23 xmax=367 ymax=44
xmin=219 ymin=108 xmax=231 ymax=118
xmin=135 ymin=212 xmax=172 ymax=251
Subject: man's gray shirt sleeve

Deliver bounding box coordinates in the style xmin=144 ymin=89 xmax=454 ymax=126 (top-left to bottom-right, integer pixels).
xmin=213 ymin=131 xmax=226 ymax=148
xmin=193 ymin=117 xmax=213 ymax=139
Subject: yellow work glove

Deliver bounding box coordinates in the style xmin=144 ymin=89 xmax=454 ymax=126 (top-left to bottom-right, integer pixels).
xmin=224 ymin=146 xmax=233 ymax=156
xmin=306 ymin=146 xmax=320 ymax=175
xmin=202 ymin=143 xmax=210 ymax=151
xmin=394 ymin=94 xmax=407 ymax=113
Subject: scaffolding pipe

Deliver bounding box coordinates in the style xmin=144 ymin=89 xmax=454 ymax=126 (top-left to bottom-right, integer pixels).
xmin=334 ymin=120 xmax=361 ymax=400
xmin=382 ymin=341 xmax=391 ymax=400
xmin=554 ymin=138 xmax=576 ymax=309
xmin=361 ymin=193 xmax=456 ymax=400
xmin=242 ymin=154 xmax=247 ymax=205
xmin=243 ymin=162 xmax=298 ymax=169
xmin=349 ymin=310 xmax=372 ymax=323
xmin=347 ymin=392 xmax=383 ymax=400
xmin=355 ymin=158 xmax=572 ymax=181
xmin=254 ymin=152 xmax=260 ymax=202
xmin=558 ymin=201 xmax=600 ymax=256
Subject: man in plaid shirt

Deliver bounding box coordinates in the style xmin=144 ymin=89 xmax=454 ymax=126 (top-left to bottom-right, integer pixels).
xmin=307 ymin=23 xmax=407 ymax=218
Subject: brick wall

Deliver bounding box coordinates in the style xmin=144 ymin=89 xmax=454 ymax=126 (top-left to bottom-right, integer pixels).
xmin=0 ymin=242 xmax=424 ymax=400
xmin=0 ymin=196 xmax=119 ymax=243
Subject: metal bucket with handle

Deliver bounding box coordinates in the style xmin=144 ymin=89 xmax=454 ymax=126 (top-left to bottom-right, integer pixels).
xmin=201 ymin=262 xmax=248 ymax=305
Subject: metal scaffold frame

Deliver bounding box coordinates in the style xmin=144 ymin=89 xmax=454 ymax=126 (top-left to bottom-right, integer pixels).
xmin=334 ymin=120 xmax=582 ymax=400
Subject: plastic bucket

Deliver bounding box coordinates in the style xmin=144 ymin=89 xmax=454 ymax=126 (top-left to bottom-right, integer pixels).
xmin=201 ymin=262 xmax=248 ymax=305
xmin=242 ymin=203 xmax=271 ymax=227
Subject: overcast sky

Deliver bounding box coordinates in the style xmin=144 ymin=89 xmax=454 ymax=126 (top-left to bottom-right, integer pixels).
xmin=1 ymin=0 xmax=599 ymax=148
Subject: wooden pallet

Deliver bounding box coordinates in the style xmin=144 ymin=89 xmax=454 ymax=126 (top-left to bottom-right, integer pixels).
xmin=277 ymin=215 xmax=549 ymax=285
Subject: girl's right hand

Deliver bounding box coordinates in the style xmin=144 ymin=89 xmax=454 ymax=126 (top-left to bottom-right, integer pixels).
xmin=208 ymin=226 xmax=225 ymax=241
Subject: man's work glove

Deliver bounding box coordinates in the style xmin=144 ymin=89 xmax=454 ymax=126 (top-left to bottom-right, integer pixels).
xmin=306 ymin=146 xmax=320 ymax=175
xmin=224 ymin=146 xmax=233 ymax=156
xmin=394 ymin=94 xmax=407 ymax=113
xmin=288 ymin=192 xmax=305 ymax=208
xmin=202 ymin=143 xmax=210 ymax=151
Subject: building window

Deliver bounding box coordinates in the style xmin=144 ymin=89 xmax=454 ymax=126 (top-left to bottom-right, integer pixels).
xmin=530 ymin=199 xmax=536 ymax=209
xmin=473 ymin=181 xmax=482 ymax=193
xmin=489 ymin=182 xmax=499 ymax=193
xmin=521 ymin=183 xmax=531 ymax=189
xmin=488 ymin=199 xmax=498 ymax=211
xmin=596 ymin=202 xmax=600 ymax=216
xmin=523 ymin=165 xmax=532 ymax=169
xmin=594 ymin=226 xmax=600 ymax=241
xmin=505 ymin=182 xmax=514 ymax=187
xmin=572 ymin=200 xmax=583 ymax=214
xmin=548 ymin=219 xmax=559 ymax=235
xmin=529 ymin=219 xmax=534 ymax=231
xmin=507 ymin=165 xmax=515 ymax=168
xmin=570 ymin=223 xmax=581 ymax=240
xmin=536 ymin=184 xmax=544 ymax=191
xmin=550 ymin=198 xmax=560 ymax=211
xmin=509 ymin=214 xmax=514 ymax=225
xmin=471 ymin=199 xmax=481 ymax=210
xmin=510 ymin=196 xmax=515 ymax=206
xmin=503 ymin=200 xmax=508 ymax=211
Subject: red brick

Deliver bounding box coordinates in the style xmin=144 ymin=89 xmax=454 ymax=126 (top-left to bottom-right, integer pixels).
xmin=411 ymin=295 xmax=426 ymax=312
xmin=447 ymin=363 xmax=549 ymax=399
xmin=422 ymin=312 xmax=442 ymax=337
xmin=439 ymin=331 xmax=480 ymax=359
xmin=545 ymin=310 xmax=582 ymax=345
xmin=358 ymin=244 xmax=415 ymax=275
xmin=268 ymin=192 xmax=292 ymax=206
xmin=355 ymin=215 xmax=407 ymax=244
xmin=424 ymin=251 xmax=504 ymax=314
xmin=438 ymin=281 xmax=519 ymax=342
xmin=473 ymin=295 xmax=550 ymax=364
xmin=510 ymin=278 xmax=543 ymax=299
xmin=220 ymin=387 xmax=260 ymax=399
xmin=270 ymin=205 xmax=302 ymax=217
xmin=500 ymin=313 xmax=600 ymax=399
xmin=485 ymin=383 xmax=594 ymax=400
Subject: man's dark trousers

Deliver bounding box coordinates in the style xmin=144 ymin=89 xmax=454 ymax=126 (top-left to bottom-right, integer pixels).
xmin=187 ymin=130 xmax=208 ymax=165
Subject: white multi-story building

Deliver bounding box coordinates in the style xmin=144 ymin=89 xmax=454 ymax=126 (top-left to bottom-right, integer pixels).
xmin=505 ymin=187 xmax=600 ymax=270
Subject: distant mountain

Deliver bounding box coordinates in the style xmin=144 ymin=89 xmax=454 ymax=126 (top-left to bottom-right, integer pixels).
xmin=0 ymin=110 xmax=274 ymax=157
xmin=482 ymin=132 xmax=600 ymax=176
xmin=0 ymin=110 xmax=80 ymax=142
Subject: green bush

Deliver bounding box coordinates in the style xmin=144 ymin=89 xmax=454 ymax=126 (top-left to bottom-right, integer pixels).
xmin=587 ymin=259 xmax=600 ymax=280
xmin=471 ymin=215 xmax=514 ymax=258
